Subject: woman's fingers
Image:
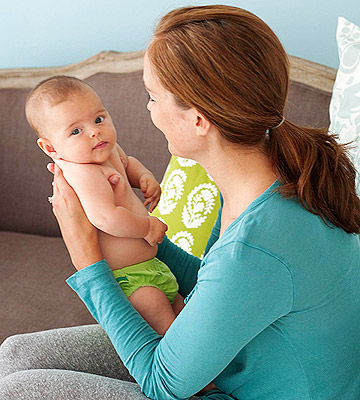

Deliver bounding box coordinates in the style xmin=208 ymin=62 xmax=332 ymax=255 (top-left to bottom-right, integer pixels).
xmin=108 ymin=174 xmax=120 ymax=186
xmin=52 ymin=165 xmax=75 ymax=202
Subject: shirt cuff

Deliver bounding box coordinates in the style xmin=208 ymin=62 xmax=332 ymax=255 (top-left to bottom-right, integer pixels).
xmin=66 ymin=259 xmax=113 ymax=290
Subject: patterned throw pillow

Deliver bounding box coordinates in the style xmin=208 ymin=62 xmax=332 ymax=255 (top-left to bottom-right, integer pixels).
xmin=329 ymin=17 xmax=360 ymax=195
xmin=152 ymin=156 xmax=221 ymax=258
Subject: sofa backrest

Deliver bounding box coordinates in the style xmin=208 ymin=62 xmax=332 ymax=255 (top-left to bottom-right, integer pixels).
xmin=0 ymin=51 xmax=336 ymax=237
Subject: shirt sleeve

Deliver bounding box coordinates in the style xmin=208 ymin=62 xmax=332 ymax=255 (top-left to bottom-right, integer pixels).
xmin=156 ymin=236 xmax=201 ymax=298
xmin=67 ymin=240 xmax=293 ymax=400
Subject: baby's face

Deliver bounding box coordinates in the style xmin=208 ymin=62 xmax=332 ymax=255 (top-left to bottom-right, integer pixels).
xmin=40 ymin=89 xmax=117 ymax=164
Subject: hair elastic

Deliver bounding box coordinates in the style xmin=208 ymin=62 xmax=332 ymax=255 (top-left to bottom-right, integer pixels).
xmin=265 ymin=116 xmax=285 ymax=135
xmin=272 ymin=116 xmax=286 ymax=129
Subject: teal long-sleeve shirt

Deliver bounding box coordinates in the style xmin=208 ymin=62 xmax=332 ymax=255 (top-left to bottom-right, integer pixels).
xmin=67 ymin=181 xmax=360 ymax=400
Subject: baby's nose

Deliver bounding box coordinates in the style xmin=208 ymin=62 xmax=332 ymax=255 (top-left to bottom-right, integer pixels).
xmin=89 ymin=128 xmax=101 ymax=138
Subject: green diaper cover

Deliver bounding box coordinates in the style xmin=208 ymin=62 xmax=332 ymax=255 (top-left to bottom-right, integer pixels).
xmin=112 ymin=258 xmax=179 ymax=304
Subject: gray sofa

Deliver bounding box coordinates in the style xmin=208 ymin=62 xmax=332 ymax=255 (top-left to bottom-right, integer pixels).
xmin=0 ymin=51 xmax=336 ymax=344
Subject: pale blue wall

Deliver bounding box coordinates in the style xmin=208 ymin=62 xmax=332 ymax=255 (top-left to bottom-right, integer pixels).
xmin=1 ymin=0 xmax=359 ymax=69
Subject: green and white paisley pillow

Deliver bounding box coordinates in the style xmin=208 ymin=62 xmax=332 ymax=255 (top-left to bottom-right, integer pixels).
xmin=152 ymin=156 xmax=220 ymax=258
xmin=329 ymin=17 xmax=360 ymax=195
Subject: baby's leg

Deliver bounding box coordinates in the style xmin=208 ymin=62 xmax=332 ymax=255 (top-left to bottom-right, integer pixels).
xmin=128 ymin=287 xmax=178 ymax=335
xmin=172 ymin=293 xmax=185 ymax=316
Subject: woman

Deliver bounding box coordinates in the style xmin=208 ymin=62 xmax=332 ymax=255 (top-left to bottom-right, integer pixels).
xmin=1 ymin=5 xmax=359 ymax=400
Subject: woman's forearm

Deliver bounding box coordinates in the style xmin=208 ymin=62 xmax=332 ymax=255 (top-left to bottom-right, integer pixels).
xmin=66 ymin=231 xmax=103 ymax=271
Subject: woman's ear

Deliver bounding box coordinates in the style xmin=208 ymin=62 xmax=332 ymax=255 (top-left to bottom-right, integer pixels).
xmin=37 ymin=138 xmax=58 ymax=159
xmin=194 ymin=111 xmax=211 ymax=137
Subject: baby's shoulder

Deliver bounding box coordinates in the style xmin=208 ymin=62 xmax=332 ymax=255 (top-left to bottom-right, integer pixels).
xmin=54 ymin=159 xmax=101 ymax=173
xmin=109 ymin=144 xmax=128 ymax=171
xmin=54 ymin=159 xmax=106 ymax=186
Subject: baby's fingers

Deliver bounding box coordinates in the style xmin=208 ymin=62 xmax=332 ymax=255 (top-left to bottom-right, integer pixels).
xmin=144 ymin=194 xmax=160 ymax=212
xmin=141 ymin=180 xmax=149 ymax=193
xmin=148 ymin=197 xmax=160 ymax=213
xmin=144 ymin=197 xmax=154 ymax=209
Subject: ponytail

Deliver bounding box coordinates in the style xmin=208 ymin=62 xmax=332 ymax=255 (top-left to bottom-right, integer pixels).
xmin=267 ymin=121 xmax=360 ymax=234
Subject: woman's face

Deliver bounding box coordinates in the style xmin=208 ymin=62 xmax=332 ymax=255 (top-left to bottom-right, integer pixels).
xmin=143 ymin=52 xmax=197 ymax=158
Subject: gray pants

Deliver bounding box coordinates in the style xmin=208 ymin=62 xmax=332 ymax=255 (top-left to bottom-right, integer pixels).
xmin=0 ymin=324 xmax=153 ymax=399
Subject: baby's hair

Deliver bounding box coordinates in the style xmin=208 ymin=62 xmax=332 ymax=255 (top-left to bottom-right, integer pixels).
xmin=25 ymin=75 xmax=94 ymax=137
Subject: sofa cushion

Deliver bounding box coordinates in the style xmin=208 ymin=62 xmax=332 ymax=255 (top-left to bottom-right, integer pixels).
xmin=329 ymin=17 xmax=360 ymax=195
xmin=0 ymin=231 xmax=95 ymax=344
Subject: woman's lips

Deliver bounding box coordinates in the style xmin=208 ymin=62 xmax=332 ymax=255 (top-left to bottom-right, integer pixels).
xmin=93 ymin=141 xmax=107 ymax=150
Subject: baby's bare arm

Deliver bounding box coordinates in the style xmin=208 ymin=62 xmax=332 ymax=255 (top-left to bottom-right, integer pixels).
xmin=126 ymin=156 xmax=155 ymax=188
xmin=113 ymin=144 xmax=148 ymax=187
xmin=115 ymin=140 xmax=155 ymax=188
xmin=115 ymin=145 xmax=161 ymax=212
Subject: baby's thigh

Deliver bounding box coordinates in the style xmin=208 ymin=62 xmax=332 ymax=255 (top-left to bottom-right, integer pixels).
xmin=0 ymin=324 xmax=134 ymax=381
xmin=172 ymin=293 xmax=185 ymax=316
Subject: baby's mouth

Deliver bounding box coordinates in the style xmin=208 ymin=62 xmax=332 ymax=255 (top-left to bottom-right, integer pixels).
xmin=93 ymin=141 xmax=107 ymax=150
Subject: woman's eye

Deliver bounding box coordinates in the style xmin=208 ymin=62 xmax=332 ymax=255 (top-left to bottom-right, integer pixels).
xmin=95 ymin=116 xmax=104 ymax=124
xmin=71 ymin=128 xmax=82 ymax=135
xmin=148 ymin=94 xmax=155 ymax=103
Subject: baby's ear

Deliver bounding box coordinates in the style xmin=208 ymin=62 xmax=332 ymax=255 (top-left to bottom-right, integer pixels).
xmin=37 ymin=138 xmax=58 ymax=159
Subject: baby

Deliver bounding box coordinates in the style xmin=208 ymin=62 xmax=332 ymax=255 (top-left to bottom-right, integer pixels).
xmin=25 ymin=76 xmax=184 ymax=335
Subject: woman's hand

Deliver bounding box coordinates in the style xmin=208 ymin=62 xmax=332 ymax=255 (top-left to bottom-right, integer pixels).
xmin=48 ymin=163 xmax=103 ymax=270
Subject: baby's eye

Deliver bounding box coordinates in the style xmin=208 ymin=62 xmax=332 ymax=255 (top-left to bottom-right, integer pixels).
xmin=71 ymin=128 xmax=82 ymax=135
xmin=95 ymin=116 xmax=104 ymax=124
xmin=148 ymin=94 xmax=155 ymax=103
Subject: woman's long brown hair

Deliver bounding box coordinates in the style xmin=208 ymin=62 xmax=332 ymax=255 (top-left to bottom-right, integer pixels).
xmin=147 ymin=5 xmax=360 ymax=233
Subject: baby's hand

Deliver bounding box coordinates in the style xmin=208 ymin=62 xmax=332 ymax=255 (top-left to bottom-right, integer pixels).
xmin=139 ymin=173 xmax=161 ymax=213
xmin=144 ymin=216 xmax=168 ymax=246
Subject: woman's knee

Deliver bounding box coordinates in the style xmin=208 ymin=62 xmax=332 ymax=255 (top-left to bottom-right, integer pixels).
xmin=0 ymin=327 xmax=135 ymax=382
xmin=1 ymin=331 xmax=43 ymax=358
xmin=1 ymin=334 xmax=17 ymax=359
xmin=0 ymin=369 xmax=76 ymax=399
xmin=0 ymin=369 xmax=43 ymax=399
xmin=0 ymin=330 xmax=61 ymax=379
xmin=0 ymin=370 xmax=25 ymax=395
xmin=0 ymin=369 xmax=146 ymax=400
xmin=0 ymin=334 xmax=26 ymax=379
